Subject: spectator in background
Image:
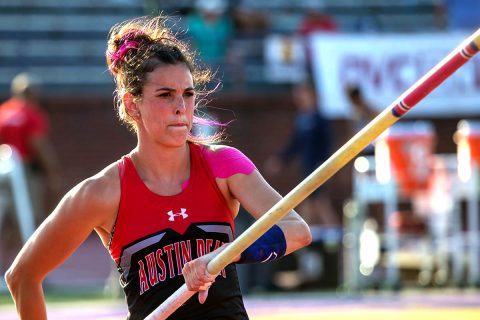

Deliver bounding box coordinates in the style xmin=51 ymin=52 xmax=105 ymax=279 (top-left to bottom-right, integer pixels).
xmin=229 ymin=3 xmax=270 ymax=88
xmin=345 ymin=84 xmax=377 ymax=155
xmin=297 ymin=8 xmax=338 ymax=38
xmin=232 ymin=4 xmax=269 ymax=37
xmin=0 ymin=73 xmax=60 ymax=225
xmin=265 ymin=80 xmax=340 ymax=288
xmin=186 ymin=0 xmax=234 ymax=68
xmin=265 ymin=80 xmax=339 ymax=229
xmin=296 ymin=6 xmax=338 ymax=70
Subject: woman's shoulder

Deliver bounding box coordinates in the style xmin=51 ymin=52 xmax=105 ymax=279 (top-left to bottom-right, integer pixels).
xmin=200 ymin=143 xmax=242 ymax=153
xmin=89 ymin=161 xmax=120 ymax=188
xmin=68 ymin=161 xmax=120 ymax=207
xmin=199 ymin=144 xmax=256 ymax=179
xmin=200 ymin=144 xmax=246 ymax=161
xmin=51 ymin=161 xmax=121 ymax=232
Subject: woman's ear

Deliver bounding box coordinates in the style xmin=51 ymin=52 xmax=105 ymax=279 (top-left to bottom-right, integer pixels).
xmin=123 ymin=92 xmax=140 ymax=118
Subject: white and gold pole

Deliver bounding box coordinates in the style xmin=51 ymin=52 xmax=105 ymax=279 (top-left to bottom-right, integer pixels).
xmin=146 ymin=28 xmax=480 ymax=320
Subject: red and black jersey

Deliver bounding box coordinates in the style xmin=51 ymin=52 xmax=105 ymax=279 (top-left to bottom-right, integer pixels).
xmin=109 ymin=143 xmax=248 ymax=320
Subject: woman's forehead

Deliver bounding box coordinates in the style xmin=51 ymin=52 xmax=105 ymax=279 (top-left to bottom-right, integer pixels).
xmin=144 ymin=64 xmax=193 ymax=89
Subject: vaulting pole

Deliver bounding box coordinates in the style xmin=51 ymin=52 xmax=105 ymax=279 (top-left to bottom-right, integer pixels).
xmin=146 ymin=28 xmax=480 ymax=320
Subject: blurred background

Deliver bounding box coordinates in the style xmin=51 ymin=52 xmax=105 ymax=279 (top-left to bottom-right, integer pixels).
xmin=0 ymin=0 xmax=480 ymax=319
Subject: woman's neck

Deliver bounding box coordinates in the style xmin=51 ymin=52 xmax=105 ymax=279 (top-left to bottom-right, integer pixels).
xmin=130 ymin=141 xmax=191 ymax=192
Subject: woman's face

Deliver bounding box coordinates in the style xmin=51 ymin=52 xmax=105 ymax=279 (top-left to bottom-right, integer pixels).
xmin=134 ymin=63 xmax=195 ymax=147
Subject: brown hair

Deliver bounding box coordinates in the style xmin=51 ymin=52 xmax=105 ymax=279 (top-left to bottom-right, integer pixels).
xmin=106 ymin=16 xmax=223 ymax=143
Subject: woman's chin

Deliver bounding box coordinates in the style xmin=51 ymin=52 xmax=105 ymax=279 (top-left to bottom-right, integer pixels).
xmin=165 ymin=134 xmax=189 ymax=147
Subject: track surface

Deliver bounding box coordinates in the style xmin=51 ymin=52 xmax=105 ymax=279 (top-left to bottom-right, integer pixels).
xmin=1 ymin=290 xmax=480 ymax=319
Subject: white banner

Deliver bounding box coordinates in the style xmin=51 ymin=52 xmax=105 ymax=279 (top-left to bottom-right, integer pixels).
xmin=310 ymin=32 xmax=480 ymax=119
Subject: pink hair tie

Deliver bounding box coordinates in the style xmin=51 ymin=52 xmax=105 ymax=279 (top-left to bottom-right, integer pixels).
xmin=107 ymin=40 xmax=139 ymax=69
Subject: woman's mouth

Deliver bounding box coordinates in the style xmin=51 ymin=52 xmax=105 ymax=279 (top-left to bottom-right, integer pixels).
xmin=169 ymin=123 xmax=188 ymax=129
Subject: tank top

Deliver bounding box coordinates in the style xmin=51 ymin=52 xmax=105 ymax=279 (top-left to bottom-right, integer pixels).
xmin=109 ymin=143 xmax=248 ymax=320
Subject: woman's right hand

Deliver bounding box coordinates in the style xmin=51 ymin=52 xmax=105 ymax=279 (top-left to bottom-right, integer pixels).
xmin=181 ymin=243 xmax=235 ymax=304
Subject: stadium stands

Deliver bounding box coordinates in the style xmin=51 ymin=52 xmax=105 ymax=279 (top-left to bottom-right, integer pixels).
xmin=0 ymin=0 xmax=143 ymax=94
xmin=0 ymin=0 xmax=442 ymax=96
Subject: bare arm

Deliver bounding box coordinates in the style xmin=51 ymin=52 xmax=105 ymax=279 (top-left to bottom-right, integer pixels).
xmin=227 ymin=170 xmax=312 ymax=255
xmin=4 ymin=166 xmax=119 ymax=319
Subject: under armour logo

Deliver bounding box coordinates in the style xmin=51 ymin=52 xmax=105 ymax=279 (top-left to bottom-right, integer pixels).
xmin=261 ymin=252 xmax=278 ymax=263
xmin=167 ymin=208 xmax=188 ymax=221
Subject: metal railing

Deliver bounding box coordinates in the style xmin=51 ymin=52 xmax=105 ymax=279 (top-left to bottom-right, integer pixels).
xmin=0 ymin=144 xmax=35 ymax=292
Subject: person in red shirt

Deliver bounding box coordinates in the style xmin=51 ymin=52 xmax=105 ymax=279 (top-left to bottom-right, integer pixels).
xmin=5 ymin=16 xmax=312 ymax=320
xmin=298 ymin=9 xmax=338 ymax=37
xmin=0 ymin=73 xmax=60 ymax=224
xmin=297 ymin=8 xmax=338 ymax=71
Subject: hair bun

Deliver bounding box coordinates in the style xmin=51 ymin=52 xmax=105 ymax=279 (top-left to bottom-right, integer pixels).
xmin=106 ymin=29 xmax=148 ymax=74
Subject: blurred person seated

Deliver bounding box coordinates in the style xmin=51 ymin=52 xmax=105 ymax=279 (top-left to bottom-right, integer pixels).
xmin=0 ymin=73 xmax=61 ymax=226
xmin=186 ymin=0 xmax=234 ymax=68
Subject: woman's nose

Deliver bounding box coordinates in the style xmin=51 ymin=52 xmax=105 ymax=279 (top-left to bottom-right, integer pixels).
xmin=174 ymin=96 xmax=186 ymax=114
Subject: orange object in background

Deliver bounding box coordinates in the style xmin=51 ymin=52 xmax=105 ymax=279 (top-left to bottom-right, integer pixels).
xmin=376 ymin=121 xmax=436 ymax=196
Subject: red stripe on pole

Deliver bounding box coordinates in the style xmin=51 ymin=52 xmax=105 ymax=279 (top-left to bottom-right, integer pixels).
xmin=403 ymin=52 xmax=467 ymax=107
xmin=392 ymin=39 xmax=478 ymax=118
